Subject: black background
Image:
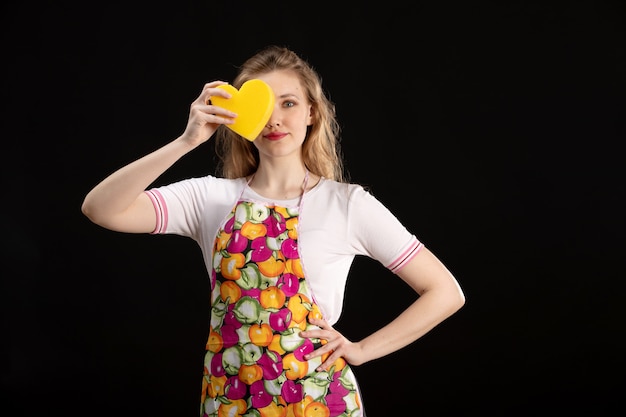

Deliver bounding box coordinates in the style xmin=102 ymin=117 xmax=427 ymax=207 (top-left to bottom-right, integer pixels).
xmin=2 ymin=1 xmax=624 ymax=416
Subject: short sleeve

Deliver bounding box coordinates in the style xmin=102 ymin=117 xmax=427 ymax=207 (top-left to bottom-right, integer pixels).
xmin=346 ymin=186 xmax=423 ymax=273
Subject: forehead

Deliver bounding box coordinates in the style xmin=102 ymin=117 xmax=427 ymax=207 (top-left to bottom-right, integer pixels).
xmin=256 ymin=69 xmax=305 ymax=99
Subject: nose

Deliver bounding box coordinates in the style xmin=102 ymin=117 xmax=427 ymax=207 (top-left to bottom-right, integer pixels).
xmin=266 ymin=115 xmax=280 ymax=128
xmin=266 ymin=104 xmax=282 ymax=128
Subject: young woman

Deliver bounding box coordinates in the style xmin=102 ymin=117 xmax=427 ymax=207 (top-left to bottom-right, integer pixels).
xmin=82 ymin=45 xmax=465 ymax=417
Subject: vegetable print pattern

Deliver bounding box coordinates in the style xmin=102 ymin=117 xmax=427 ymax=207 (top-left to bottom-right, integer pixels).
xmin=202 ymin=200 xmax=362 ymax=417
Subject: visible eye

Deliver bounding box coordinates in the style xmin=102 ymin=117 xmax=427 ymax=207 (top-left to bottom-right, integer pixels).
xmin=283 ymin=100 xmax=296 ymax=108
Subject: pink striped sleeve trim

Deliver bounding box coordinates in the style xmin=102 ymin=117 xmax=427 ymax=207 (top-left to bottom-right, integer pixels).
xmin=386 ymin=238 xmax=424 ymax=273
xmin=144 ymin=189 xmax=168 ymax=234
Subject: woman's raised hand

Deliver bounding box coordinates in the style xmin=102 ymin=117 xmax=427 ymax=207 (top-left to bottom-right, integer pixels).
xmin=180 ymin=81 xmax=238 ymax=147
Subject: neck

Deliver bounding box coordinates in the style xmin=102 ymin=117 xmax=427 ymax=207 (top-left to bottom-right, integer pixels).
xmin=249 ymin=163 xmax=311 ymax=200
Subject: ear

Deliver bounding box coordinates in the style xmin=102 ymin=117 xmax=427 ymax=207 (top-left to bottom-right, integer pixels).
xmin=307 ymin=105 xmax=314 ymax=126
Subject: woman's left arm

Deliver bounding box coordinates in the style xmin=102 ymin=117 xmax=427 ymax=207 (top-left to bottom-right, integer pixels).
xmin=302 ymin=247 xmax=465 ymax=370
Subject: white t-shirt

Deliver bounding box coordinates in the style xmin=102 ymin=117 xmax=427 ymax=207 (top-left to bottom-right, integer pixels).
xmin=146 ymin=175 xmax=422 ymax=324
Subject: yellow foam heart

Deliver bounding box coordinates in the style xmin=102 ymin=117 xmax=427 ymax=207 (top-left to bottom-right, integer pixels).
xmin=211 ymin=79 xmax=275 ymax=141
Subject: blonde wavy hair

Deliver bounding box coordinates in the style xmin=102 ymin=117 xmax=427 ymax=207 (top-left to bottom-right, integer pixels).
xmin=214 ymin=45 xmax=347 ymax=183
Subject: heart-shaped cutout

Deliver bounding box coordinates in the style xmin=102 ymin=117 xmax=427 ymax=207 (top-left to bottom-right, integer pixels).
xmin=211 ymin=79 xmax=275 ymax=141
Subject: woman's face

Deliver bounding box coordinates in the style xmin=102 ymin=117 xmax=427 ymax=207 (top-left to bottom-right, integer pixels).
xmin=252 ymin=69 xmax=313 ymax=160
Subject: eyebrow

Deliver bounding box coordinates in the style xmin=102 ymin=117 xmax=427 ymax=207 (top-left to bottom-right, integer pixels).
xmin=277 ymin=93 xmax=300 ymax=100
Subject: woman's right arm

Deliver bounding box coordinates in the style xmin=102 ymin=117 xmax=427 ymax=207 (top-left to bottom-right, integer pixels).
xmin=81 ymin=81 xmax=236 ymax=233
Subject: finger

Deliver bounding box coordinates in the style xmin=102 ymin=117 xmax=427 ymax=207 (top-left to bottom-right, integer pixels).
xmin=308 ymin=317 xmax=326 ymax=327
xmin=299 ymin=328 xmax=325 ymax=340
xmin=207 ymin=104 xmax=237 ymax=118
xmin=307 ymin=317 xmax=333 ymax=332
xmin=203 ymin=80 xmax=228 ymax=90
xmin=301 ymin=320 xmax=335 ymax=341
xmin=189 ymin=109 xmax=235 ymax=127
xmin=198 ymin=85 xmax=231 ymax=106
xmin=317 ymin=349 xmax=341 ymax=372
xmin=304 ymin=342 xmax=334 ymax=361
xmin=203 ymin=112 xmax=236 ymax=125
xmin=192 ymin=98 xmax=237 ymax=118
xmin=204 ymin=90 xmax=232 ymax=106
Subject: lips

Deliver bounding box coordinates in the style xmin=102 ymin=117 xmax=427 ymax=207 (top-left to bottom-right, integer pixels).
xmin=264 ymin=132 xmax=287 ymax=140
